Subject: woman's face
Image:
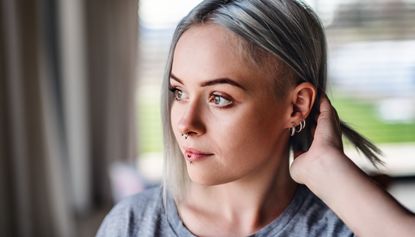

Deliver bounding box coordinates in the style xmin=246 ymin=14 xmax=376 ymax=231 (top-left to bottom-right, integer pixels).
xmin=170 ymin=24 xmax=293 ymax=185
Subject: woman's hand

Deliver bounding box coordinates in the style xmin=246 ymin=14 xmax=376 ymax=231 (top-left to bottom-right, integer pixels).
xmin=290 ymin=95 xmax=348 ymax=188
xmin=290 ymin=95 xmax=415 ymax=237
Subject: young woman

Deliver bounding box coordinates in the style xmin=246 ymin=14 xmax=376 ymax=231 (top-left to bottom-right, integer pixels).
xmin=97 ymin=0 xmax=415 ymax=236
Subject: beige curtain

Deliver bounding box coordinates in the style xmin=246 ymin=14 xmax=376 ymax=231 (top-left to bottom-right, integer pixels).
xmin=0 ymin=0 xmax=139 ymax=236
xmin=85 ymin=0 xmax=139 ymax=207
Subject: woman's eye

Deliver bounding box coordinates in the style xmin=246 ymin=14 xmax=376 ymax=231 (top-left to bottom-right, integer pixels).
xmin=174 ymin=90 xmax=184 ymax=101
xmin=209 ymin=94 xmax=233 ymax=107
xmin=170 ymin=87 xmax=187 ymax=101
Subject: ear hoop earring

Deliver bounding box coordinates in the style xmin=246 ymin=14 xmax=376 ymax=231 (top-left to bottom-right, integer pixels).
xmin=290 ymin=126 xmax=295 ymax=136
xmin=290 ymin=120 xmax=306 ymax=137
xmin=181 ymin=133 xmax=189 ymax=139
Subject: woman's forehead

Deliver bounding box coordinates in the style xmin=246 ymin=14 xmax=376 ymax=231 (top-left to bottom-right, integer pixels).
xmin=174 ymin=24 xmax=242 ymax=63
xmin=172 ymin=24 xmax=274 ymax=84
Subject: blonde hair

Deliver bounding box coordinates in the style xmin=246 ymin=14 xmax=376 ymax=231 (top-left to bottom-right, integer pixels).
xmin=161 ymin=0 xmax=382 ymax=201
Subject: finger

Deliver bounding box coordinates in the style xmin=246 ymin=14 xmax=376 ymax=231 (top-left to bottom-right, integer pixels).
xmin=314 ymin=95 xmax=343 ymax=147
xmin=317 ymin=96 xmax=332 ymax=122
xmin=319 ymin=95 xmax=340 ymax=129
xmin=325 ymin=96 xmax=342 ymax=135
xmin=325 ymin=95 xmax=341 ymax=126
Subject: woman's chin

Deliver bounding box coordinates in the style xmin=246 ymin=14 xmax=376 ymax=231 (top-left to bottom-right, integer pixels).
xmin=187 ymin=168 xmax=237 ymax=186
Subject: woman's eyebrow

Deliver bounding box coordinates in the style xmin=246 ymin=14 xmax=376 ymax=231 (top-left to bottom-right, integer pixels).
xmin=170 ymin=74 xmax=184 ymax=84
xmin=170 ymin=73 xmax=247 ymax=91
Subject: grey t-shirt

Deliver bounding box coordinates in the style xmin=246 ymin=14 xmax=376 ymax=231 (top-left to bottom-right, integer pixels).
xmin=96 ymin=185 xmax=354 ymax=236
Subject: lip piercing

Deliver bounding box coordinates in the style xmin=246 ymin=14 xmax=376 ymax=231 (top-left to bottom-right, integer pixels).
xmin=186 ymin=154 xmax=192 ymax=164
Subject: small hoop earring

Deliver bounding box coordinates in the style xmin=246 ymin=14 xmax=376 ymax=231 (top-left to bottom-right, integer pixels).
xmin=291 ymin=120 xmax=306 ymax=136
xmin=295 ymin=120 xmax=306 ymax=133
xmin=290 ymin=126 xmax=295 ymax=136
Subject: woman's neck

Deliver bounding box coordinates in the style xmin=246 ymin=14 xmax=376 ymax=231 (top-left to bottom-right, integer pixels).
xmin=177 ymin=150 xmax=297 ymax=237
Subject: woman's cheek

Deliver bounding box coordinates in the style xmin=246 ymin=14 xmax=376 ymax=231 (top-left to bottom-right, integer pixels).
xmin=170 ymin=106 xmax=181 ymax=136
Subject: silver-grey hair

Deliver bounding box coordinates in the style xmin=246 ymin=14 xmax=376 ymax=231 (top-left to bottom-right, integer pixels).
xmin=161 ymin=0 xmax=382 ymax=200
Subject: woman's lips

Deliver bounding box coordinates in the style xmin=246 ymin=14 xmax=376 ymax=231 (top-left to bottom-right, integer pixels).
xmin=184 ymin=148 xmax=213 ymax=162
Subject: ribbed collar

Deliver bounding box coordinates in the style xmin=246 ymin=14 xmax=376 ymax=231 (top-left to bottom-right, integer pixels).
xmin=165 ymin=185 xmax=309 ymax=237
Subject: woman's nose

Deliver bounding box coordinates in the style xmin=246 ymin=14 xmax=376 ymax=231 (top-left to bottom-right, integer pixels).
xmin=178 ymin=100 xmax=206 ymax=137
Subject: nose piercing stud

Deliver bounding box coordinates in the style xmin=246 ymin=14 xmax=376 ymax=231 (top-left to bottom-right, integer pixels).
xmin=181 ymin=133 xmax=189 ymax=139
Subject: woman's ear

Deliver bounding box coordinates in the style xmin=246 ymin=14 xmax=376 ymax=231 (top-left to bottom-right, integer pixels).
xmin=288 ymin=82 xmax=316 ymax=126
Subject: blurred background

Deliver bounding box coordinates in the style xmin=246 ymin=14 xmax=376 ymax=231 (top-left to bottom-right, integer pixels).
xmin=1 ymin=0 xmax=414 ymax=236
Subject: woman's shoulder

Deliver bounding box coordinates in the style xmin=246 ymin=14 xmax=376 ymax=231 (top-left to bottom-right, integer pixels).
xmin=114 ymin=186 xmax=162 ymax=210
xmin=293 ymin=185 xmax=355 ymax=236
xmin=96 ymin=186 xmax=170 ymax=237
